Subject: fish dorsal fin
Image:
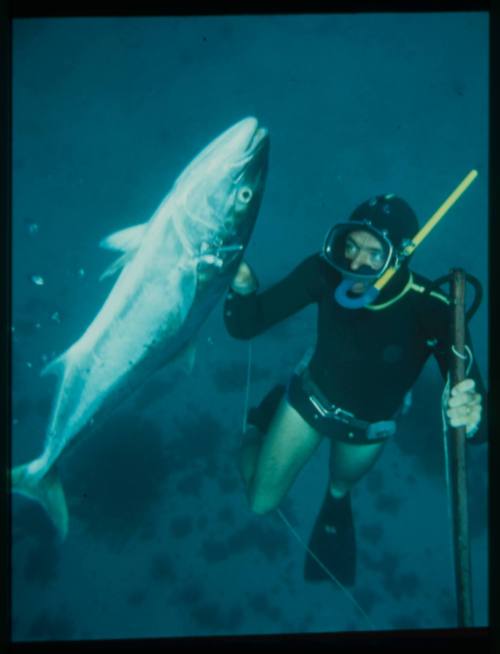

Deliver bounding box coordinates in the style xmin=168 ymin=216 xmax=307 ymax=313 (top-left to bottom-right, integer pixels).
xmin=41 ymin=351 xmax=68 ymax=379
xmin=99 ymin=252 xmax=134 ymax=282
xmin=99 ymin=223 xmax=148 ymax=253
xmin=99 ymin=223 xmax=148 ymax=282
xmin=40 ymin=341 xmax=83 ymax=379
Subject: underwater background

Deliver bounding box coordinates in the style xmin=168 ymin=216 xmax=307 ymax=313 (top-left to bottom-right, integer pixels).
xmin=11 ymin=12 xmax=488 ymax=641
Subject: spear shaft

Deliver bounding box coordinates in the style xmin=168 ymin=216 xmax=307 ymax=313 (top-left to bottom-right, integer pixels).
xmin=448 ymin=268 xmax=474 ymax=627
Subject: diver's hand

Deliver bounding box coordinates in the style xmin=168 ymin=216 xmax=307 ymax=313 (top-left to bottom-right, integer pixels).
xmin=231 ymin=261 xmax=258 ymax=295
xmin=446 ymin=378 xmax=482 ymax=437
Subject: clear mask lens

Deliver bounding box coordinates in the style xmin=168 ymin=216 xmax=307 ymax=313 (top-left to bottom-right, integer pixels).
xmin=323 ymin=222 xmax=393 ymax=280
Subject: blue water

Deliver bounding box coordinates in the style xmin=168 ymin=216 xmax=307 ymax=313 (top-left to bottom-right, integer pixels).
xmin=11 ymin=12 xmax=489 ymax=641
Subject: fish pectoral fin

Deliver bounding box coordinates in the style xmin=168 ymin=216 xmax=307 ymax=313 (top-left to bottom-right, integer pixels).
xmin=41 ymin=351 xmax=68 ymax=379
xmin=99 ymin=251 xmax=134 ymax=282
xmin=99 ymin=223 xmax=148 ymax=253
xmin=172 ymin=341 xmax=197 ymax=374
xmin=98 ymin=222 xmax=148 ymax=280
xmin=11 ymin=463 xmax=69 ymax=540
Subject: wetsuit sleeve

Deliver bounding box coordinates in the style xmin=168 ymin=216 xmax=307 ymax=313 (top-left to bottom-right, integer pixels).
xmin=423 ymin=293 xmax=488 ymax=445
xmin=223 ymin=254 xmax=325 ymax=340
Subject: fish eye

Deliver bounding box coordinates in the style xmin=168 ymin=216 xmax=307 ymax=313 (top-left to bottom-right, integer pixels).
xmin=237 ymin=186 xmax=253 ymax=204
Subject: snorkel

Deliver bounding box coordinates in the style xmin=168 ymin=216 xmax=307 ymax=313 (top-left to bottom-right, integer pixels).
xmin=334 ymin=278 xmax=380 ymax=309
xmin=326 ymin=223 xmax=396 ymax=309
xmin=329 ymin=170 xmax=478 ymax=309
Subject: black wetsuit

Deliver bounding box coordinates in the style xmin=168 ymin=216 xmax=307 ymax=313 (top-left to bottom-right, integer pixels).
xmin=223 ymin=253 xmax=488 ymax=445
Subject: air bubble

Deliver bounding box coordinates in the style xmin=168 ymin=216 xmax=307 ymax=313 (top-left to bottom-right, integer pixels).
xmin=28 ymin=223 xmax=39 ymax=235
xmin=78 ymin=268 xmax=86 ymax=278
xmin=31 ymin=275 xmax=45 ymax=286
xmin=51 ymin=311 xmax=61 ymax=323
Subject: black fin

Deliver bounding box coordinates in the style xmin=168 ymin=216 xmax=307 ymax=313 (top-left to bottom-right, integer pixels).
xmin=304 ymin=490 xmax=356 ymax=586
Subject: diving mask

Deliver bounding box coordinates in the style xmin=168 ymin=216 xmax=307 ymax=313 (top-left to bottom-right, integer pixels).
xmin=322 ymin=221 xmax=398 ymax=308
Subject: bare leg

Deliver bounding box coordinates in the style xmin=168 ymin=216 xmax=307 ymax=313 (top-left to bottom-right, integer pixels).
xmin=329 ymin=438 xmax=387 ymax=497
xmin=238 ymin=425 xmax=264 ymax=488
xmin=243 ymin=397 xmax=323 ymax=515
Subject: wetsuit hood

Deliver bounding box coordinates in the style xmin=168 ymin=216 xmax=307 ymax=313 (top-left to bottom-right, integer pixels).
xmin=324 ymin=194 xmax=419 ymax=308
xmin=347 ymin=195 xmax=419 ymax=253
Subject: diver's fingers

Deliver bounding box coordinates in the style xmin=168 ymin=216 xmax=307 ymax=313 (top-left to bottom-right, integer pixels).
xmin=233 ymin=260 xmax=250 ymax=280
xmin=447 ymin=406 xmax=465 ymax=419
xmin=469 ymin=407 xmax=482 ymax=422
xmin=231 ymin=261 xmax=258 ymax=294
xmin=466 ymin=410 xmax=482 ymax=435
xmin=448 ymin=406 xmax=482 ymax=428
xmin=448 ymin=392 xmax=481 ymax=408
xmin=448 ymin=409 xmax=482 ymax=425
xmin=447 ymin=402 xmax=482 ymax=418
xmin=451 ymin=379 xmax=475 ymax=396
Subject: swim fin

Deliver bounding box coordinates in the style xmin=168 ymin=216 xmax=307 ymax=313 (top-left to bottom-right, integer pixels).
xmin=304 ymin=489 xmax=356 ymax=587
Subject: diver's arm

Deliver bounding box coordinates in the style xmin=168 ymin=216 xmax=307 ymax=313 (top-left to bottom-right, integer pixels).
xmin=223 ymin=254 xmax=325 ymax=340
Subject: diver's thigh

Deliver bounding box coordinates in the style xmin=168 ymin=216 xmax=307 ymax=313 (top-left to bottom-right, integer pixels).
xmin=250 ymin=397 xmax=322 ymax=512
xmin=329 ymin=438 xmax=387 ymax=487
xmin=238 ymin=425 xmax=264 ymax=486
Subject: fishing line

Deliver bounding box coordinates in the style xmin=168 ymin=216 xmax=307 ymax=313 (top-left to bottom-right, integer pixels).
xmin=275 ymin=508 xmax=376 ymax=631
xmin=242 ymin=341 xmax=252 ymax=434
xmin=441 ymin=376 xmax=456 ymax=591
xmin=451 ymin=344 xmax=473 ymax=371
xmin=242 ymin=341 xmax=377 ymax=631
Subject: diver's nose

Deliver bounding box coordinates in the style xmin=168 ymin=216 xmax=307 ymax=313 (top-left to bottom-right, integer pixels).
xmin=350 ymin=251 xmax=371 ymax=270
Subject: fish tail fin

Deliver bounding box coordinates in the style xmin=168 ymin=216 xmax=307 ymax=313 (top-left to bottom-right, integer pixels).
xmin=11 ymin=462 xmax=69 ymax=540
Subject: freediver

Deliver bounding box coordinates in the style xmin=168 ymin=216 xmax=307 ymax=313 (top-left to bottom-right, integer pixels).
xmin=223 ymin=194 xmax=487 ymax=587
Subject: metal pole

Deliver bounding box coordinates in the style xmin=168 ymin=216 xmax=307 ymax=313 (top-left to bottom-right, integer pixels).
xmin=448 ymin=268 xmax=474 ymax=627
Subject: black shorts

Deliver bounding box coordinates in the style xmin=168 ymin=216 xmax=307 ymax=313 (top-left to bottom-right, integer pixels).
xmin=246 ymin=374 xmax=388 ymax=445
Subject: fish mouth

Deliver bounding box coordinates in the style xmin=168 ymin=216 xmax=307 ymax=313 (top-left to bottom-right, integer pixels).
xmin=247 ymin=125 xmax=269 ymax=153
xmin=234 ymin=123 xmax=269 ymax=170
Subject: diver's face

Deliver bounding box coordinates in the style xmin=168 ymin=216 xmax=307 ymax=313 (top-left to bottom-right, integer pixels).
xmin=344 ymin=230 xmax=385 ymax=293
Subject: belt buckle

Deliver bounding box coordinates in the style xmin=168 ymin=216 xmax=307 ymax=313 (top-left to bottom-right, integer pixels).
xmin=308 ymin=392 xmax=355 ymax=425
xmin=333 ymin=406 xmax=355 ymax=424
xmin=308 ymin=394 xmax=331 ymax=418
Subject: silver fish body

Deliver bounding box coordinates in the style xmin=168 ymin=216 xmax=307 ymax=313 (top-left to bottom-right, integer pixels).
xmin=11 ymin=117 xmax=269 ymax=538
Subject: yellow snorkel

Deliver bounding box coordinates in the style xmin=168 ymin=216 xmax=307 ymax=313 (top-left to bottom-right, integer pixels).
xmin=372 ymin=169 xmax=479 ymax=296
xmin=329 ymin=169 xmax=479 ymax=309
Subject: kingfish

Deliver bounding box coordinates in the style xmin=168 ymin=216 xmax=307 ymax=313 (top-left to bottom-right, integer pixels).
xmin=11 ymin=117 xmax=269 ymax=539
